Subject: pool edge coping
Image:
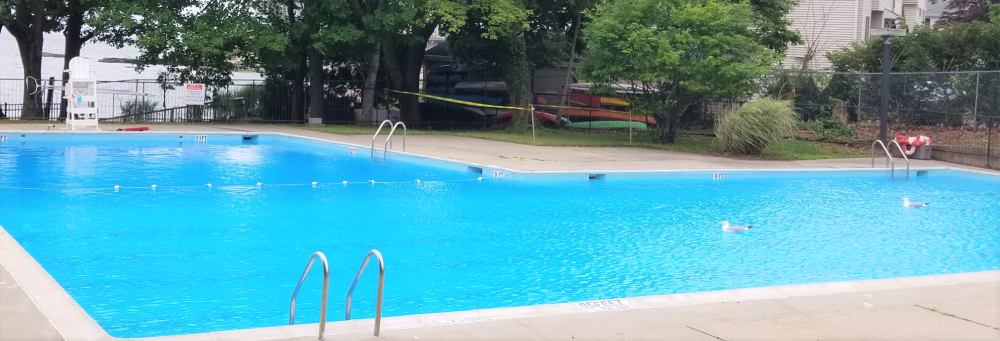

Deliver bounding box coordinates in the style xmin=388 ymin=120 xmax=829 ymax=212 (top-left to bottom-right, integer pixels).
xmin=5 ymin=130 xmax=997 ymax=179
xmin=2 ymin=130 xmax=999 ymax=340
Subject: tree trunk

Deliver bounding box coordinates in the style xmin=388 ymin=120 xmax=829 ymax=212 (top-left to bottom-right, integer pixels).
xmin=307 ymin=48 xmax=324 ymax=123
xmin=287 ymin=0 xmax=306 ymax=123
xmin=12 ymin=25 xmax=45 ymax=119
xmin=60 ymin=0 xmax=86 ymax=120
xmin=659 ymin=102 xmax=690 ymax=143
xmin=503 ymin=34 xmax=533 ymax=130
xmin=361 ymin=41 xmax=381 ymax=122
xmin=560 ymin=10 xmax=583 ymax=107
xmin=385 ymin=23 xmax=436 ymax=126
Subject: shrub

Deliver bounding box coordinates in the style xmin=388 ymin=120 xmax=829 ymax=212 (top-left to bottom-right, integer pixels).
xmin=716 ymin=99 xmax=798 ymax=154
xmin=798 ymin=119 xmax=855 ymax=142
xmin=120 ymin=98 xmax=158 ymax=117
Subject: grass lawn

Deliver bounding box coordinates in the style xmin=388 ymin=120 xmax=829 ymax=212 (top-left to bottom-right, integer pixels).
xmin=303 ymin=124 xmax=863 ymax=160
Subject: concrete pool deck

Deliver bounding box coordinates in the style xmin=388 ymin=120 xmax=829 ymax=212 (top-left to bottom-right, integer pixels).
xmin=1 ymin=123 xmax=998 ymax=340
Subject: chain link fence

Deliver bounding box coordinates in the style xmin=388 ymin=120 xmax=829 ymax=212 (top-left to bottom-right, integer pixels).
xmin=2 ymin=70 xmax=998 ymax=169
xmin=748 ymin=70 xmax=1000 ymax=169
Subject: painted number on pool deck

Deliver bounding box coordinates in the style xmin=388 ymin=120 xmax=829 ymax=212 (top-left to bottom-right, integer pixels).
xmin=577 ymin=299 xmax=631 ymax=312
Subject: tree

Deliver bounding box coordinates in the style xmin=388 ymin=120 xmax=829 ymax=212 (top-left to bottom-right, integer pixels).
xmin=828 ymin=7 xmax=1000 ymax=72
xmin=95 ymin=0 xmax=245 ymax=86
xmin=580 ymin=0 xmax=778 ymax=143
xmin=447 ymin=0 xmax=585 ymax=130
xmin=746 ymin=0 xmax=801 ymax=53
xmin=380 ymin=0 xmax=466 ymax=125
xmin=942 ymin=0 xmax=998 ymax=22
xmin=1 ymin=0 xmax=62 ymax=119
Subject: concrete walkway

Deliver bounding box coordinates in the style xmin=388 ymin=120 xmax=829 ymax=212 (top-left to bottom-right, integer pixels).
xmin=336 ymin=281 xmax=1000 ymax=341
xmin=1 ymin=267 xmax=61 ymax=341
xmin=1 ymin=123 xmax=997 ymax=341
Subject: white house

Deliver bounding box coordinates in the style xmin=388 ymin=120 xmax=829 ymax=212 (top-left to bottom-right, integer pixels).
xmin=783 ymin=0 xmax=933 ymax=70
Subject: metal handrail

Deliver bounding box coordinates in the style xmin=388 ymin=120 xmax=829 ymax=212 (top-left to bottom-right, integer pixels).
xmin=289 ymin=251 xmax=330 ymax=340
xmin=371 ymin=120 xmax=393 ymax=157
xmin=345 ymin=249 xmax=385 ymax=336
xmin=871 ymin=140 xmax=895 ymax=178
xmin=887 ymin=140 xmax=911 ymax=179
xmin=382 ymin=122 xmax=407 ymax=158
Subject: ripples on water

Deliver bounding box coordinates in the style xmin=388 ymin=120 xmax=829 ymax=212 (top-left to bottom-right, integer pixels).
xmin=1 ymin=134 xmax=998 ymax=337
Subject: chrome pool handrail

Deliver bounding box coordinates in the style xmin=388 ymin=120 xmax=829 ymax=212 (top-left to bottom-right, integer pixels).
xmin=871 ymin=139 xmax=895 ymax=178
xmin=371 ymin=120 xmax=393 ymax=157
xmin=345 ymin=249 xmax=385 ymax=336
xmin=382 ymin=122 xmax=407 ymax=159
xmin=289 ymin=251 xmax=330 ymax=340
xmin=887 ymin=140 xmax=910 ymax=179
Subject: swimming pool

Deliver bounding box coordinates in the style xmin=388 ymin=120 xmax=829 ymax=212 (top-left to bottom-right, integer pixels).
xmin=1 ymin=132 xmax=998 ymax=338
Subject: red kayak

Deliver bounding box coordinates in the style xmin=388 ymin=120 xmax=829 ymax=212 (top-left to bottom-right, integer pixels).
xmin=117 ymin=127 xmax=150 ymax=132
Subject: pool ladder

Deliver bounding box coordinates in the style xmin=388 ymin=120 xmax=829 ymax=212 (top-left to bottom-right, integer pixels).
xmin=871 ymin=139 xmax=910 ymax=179
xmin=371 ymin=120 xmax=406 ymax=159
xmin=289 ymin=250 xmax=385 ymax=340
xmin=0 ymin=134 xmax=6 ymax=145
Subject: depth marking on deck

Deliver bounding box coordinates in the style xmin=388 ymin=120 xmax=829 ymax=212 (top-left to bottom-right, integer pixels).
xmin=576 ymin=299 xmax=631 ymax=312
xmin=428 ymin=316 xmax=491 ymax=326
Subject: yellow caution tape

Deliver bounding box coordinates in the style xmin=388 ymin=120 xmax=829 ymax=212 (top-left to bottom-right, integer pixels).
xmin=387 ymin=89 xmax=637 ymax=115
xmin=386 ymin=90 xmax=532 ymax=111
xmin=533 ymin=104 xmax=632 ymax=115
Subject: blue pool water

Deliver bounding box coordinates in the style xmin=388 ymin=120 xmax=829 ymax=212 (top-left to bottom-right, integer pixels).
xmin=1 ymin=133 xmax=998 ymax=337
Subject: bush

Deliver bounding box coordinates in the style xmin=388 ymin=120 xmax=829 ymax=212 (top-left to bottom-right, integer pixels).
xmin=798 ymin=119 xmax=855 ymax=142
xmin=210 ymin=86 xmax=265 ymax=119
xmin=120 ymin=98 xmax=158 ymax=117
xmin=716 ymin=99 xmax=797 ymax=154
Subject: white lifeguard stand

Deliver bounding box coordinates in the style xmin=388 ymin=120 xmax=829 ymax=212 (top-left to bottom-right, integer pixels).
xmin=65 ymin=57 xmax=99 ymax=130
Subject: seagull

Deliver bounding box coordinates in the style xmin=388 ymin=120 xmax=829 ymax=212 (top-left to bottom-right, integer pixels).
xmin=902 ymin=197 xmax=929 ymax=208
xmin=721 ymin=220 xmax=752 ymax=232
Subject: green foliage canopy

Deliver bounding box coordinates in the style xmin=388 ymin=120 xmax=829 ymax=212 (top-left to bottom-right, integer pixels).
xmin=579 ymin=0 xmax=779 ymax=143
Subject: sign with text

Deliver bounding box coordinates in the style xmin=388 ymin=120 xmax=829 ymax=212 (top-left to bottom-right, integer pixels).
xmin=183 ymin=83 xmax=206 ymax=106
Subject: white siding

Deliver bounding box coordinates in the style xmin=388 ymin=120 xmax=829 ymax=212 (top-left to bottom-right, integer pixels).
xmin=783 ymin=0 xmax=866 ymax=70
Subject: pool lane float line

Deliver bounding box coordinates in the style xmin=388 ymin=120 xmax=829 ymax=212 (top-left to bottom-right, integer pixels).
xmin=0 ymin=178 xmax=486 ymax=192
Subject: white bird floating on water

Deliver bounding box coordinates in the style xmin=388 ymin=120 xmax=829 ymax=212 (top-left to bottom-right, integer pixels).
xmin=902 ymin=197 xmax=929 ymax=208
xmin=721 ymin=220 xmax=752 ymax=232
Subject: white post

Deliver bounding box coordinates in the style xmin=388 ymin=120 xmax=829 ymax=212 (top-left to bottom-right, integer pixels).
xmin=530 ymin=105 xmax=536 ymax=144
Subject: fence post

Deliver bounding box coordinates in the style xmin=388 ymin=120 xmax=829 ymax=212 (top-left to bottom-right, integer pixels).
xmin=44 ymin=77 xmax=55 ymax=120
xmin=988 ymin=117 xmax=994 ymax=169
xmin=857 ymin=73 xmax=862 ymax=119
xmin=973 ymin=71 xmax=980 ymax=121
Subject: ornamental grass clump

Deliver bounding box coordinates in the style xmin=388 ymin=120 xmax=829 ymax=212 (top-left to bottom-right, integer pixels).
xmin=716 ymin=99 xmax=797 ymax=154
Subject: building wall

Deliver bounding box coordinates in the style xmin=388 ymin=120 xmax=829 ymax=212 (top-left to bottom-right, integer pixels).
xmin=783 ymin=0 xmax=868 ymax=70
xmin=784 ymin=0 xmax=927 ymax=70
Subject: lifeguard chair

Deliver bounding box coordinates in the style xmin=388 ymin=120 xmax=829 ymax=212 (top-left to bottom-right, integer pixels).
xmin=65 ymin=57 xmax=99 ymax=130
